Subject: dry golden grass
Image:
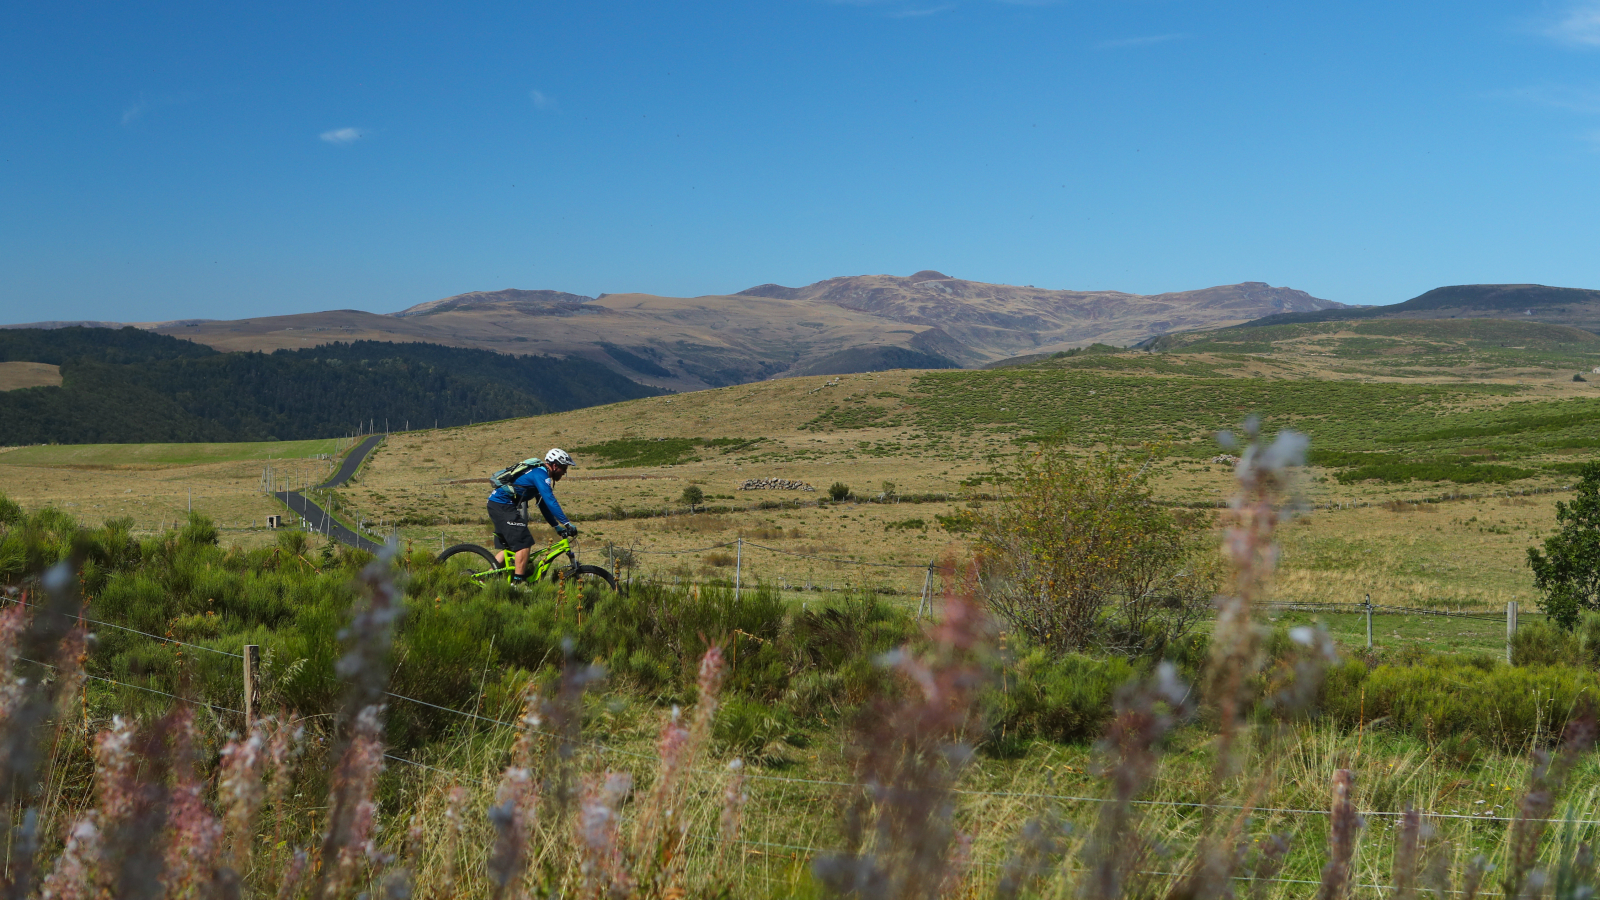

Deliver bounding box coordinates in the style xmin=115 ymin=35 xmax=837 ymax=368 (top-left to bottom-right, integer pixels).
xmin=0 ymin=447 xmax=337 ymax=541
xmin=2 ymin=359 xmax=1589 ymax=610
xmin=0 ymin=360 xmax=61 ymax=390
xmin=385 ymin=687 xmax=1598 ymax=898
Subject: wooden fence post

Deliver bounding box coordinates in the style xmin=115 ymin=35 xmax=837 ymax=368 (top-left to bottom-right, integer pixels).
xmin=735 ymin=537 xmax=742 ymax=602
xmin=1365 ymin=593 xmax=1373 ymax=649
xmin=916 ymin=561 xmax=934 ymax=621
xmin=243 ymin=644 xmax=261 ymax=726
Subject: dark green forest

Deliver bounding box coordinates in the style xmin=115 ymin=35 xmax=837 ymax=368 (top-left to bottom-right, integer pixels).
xmin=0 ymin=327 xmax=662 ymax=444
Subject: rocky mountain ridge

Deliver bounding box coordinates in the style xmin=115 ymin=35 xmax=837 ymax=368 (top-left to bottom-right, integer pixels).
xmin=6 ymin=272 xmax=1348 ymax=391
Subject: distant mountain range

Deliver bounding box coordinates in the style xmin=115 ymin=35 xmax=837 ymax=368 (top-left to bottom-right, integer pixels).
xmin=7 ymin=272 xmax=1348 ymax=390
xmin=1239 ymin=284 xmax=1600 ymax=331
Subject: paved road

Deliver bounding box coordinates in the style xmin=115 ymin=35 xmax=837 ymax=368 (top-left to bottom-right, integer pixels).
xmin=323 ymin=435 xmax=382 ymax=488
xmin=272 ymin=435 xmax=385 ymax=553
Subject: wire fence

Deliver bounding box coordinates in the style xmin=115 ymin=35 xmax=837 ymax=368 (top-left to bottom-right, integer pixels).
xmin=19 ymin=590 xmax=1588 ymax=830
xmin=11 ymin=588 xmax=1600 ymax=899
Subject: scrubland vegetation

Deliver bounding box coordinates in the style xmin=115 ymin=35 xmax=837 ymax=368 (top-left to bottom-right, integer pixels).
xmin=6 ymin=414 xmax=1600 ymax=899
xmin=7 ymin=322 xmax=1600 ymax=896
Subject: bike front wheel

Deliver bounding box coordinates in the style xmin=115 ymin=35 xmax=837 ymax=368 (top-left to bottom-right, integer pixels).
xmin=439 ymin=543 xmax=503 ymax=583
xmin=551 ymin=563 xmax=619 ymax=594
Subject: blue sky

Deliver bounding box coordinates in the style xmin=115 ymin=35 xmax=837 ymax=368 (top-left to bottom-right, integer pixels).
xmin=3 ymin=1 xmax=1599 ymax=323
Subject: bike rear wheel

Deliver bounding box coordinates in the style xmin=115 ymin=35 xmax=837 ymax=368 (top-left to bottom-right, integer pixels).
xmin=439 ymin=543 xmax=504 ymax=582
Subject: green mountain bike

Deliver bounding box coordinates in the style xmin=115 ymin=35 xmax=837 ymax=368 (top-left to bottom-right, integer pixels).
xmin=438 ymin=535 xmax=619 ymax=594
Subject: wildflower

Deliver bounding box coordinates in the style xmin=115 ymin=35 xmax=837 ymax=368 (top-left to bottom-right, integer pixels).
xmin=487 ymin=765 xmax=538 ymax=897
xmin=1316 ymin=769 xmax=1364 ymax=900
xmin=38 ymin=817 xmax=100 ymax=900
xmin=718 ymin=758 xmax=748 ymax=844
xmin=319 ymin=705 xmax=388 ymax=898
xmin=576 ymin=771 xmax=634 ymax=896
xmin=165 ymin=707 xmax=225 ymax=893
xmin=440 ymin=785 xmax=469 ymax=895
xmin=93 ymin=716 xmax=139 ymax=827
xmin=218 ymin=718 xmax=270 ymax=865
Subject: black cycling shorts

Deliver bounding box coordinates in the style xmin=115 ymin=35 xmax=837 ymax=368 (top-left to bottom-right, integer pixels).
xmin=486 ymin=501 xmax=535 ymax=552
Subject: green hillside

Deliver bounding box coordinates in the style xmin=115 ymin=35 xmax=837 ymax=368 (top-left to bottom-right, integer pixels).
xmin=0 ymin=328 xmax=662 ymax=445
xmin=1237 ymin=283 xmax=1600 ymax=330
xmin=1142 ymin=317 xmax=1600 ymax=376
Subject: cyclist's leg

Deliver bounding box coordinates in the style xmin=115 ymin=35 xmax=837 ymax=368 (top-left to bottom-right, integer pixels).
xmin=487 ymin=502 xmax=536 ymax=576
xmin=489 ymin=524 xmax=508 ymax=568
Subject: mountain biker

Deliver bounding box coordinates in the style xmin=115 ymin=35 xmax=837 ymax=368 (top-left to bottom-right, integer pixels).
xmin=486 ymin=448 xmax=576 ymax=584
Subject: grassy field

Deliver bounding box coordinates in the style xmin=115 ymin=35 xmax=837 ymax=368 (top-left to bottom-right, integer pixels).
xmin=4 ymin=506 xmax=1597 ymax=899
xmin=0 ymin=437 xmax=356 ymax=538
xmin=0 ymin=360 xmax=61 ymax=390
xmin=10 ymin=319 xmax=1600 ymax=896
xmin=6 ymin=324 xmax=1599 ymax=608
xmin=0 ymin=436 xmax=349 ymax=466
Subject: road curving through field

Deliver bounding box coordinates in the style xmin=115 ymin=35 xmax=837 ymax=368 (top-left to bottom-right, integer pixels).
xmin=272 ymin=434 xmax=384 ymax=552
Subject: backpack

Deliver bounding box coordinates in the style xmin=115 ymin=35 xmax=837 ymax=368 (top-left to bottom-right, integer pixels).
xmin=490 ymin=459 xmax=545 ymax=494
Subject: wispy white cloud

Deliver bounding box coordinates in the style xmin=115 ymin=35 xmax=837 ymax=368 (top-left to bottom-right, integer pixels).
xmin=319 ymin=127 xmax=366 ymax=145
xmin=828 ymin=0 xmax=957 ymax=16
xmin=1491 ymin=85 xmax=1600 ymax=115
xmin=120 ymin=92 xmax=194 ymax=126
xmin=889 ymin=3 xmax=955 ymax=17
xmin=121 ymin=99 xmax=150 ymax=126
xmin=530 ymin=89 xmax=557 ymax=110
xmin=1095 ymin=33 xmax=1187 ymax=50
xmin=1547 ymin=1 xmax=1600 ymax=47
xmin=1491 ymin=84 xmax=1600 ymax=148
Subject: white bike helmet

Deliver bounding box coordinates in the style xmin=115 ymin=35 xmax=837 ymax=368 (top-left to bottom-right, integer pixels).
xmin=545 ymin=448 xmax=574 ymax=467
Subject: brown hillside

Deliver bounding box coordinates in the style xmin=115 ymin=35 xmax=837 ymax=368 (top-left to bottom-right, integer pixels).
xmin=62 ymin=273 xmax=1343 ymax=391
xmin=739 ymin=275 xmax=1343 ymax=353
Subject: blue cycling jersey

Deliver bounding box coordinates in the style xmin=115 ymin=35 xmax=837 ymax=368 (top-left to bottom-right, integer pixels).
xmin=487 ymin=464 xmax=571 ymax=527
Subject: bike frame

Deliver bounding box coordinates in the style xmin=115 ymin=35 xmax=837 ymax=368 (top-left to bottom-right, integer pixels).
xmin=479 ymin=537 xmax=575 ymax=584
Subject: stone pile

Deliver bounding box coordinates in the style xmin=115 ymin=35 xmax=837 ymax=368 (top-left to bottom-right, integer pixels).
xmin=1212 ymin=454 xmax=1240 ymax=465
xmin=739 ymin=478 xmax=816 ymax=491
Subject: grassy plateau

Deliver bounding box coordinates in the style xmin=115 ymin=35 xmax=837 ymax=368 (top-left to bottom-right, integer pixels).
xmin=4 ymin=316 xmax=1600 ymax=897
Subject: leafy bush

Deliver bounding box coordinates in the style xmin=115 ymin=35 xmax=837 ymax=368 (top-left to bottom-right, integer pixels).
xmin=974 ymin=443 xmax=1217 ymax=656
xmin=1512 ymin=621 xmax=1585 ymax=667
xmin=984 ymin=648 xmax=1134 ymax=753
xmin=0 ymin=493 xmax=22 ymax=527
xmin=680 ymin=485 xmax=704 ymax=508
xmin=714 ymin=696 xmax=799 ymax=761
xmin=1512 ymin=613 xmax=1600 ymax=669
xmin=828 ymin=482 xmax=851 ymax=501
xmin=1323 ymin=655 xmax=1600 ymax=750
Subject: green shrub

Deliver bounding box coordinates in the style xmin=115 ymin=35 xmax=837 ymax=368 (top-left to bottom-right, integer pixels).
xmin=828 ymin=482 xmax=851 ymax=501
xmin=1323 ymin=656 xmax=1600 ymax=750
xmin=179 ymin=511 xmax=219 ymax=546
xmin=715 ymin=697 xmax=799 ymax=761
xmin=1513 ymin=621 xmax=1585 ymax=668
xmin=985 ymin=648 xmax=1135 ymax=751
xmin=0 ymin=493 xmax=22 ymax=527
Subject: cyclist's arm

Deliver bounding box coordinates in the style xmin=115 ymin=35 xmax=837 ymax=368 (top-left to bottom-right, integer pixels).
xmin=528 ymin=468 xmax=571 ymax=527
